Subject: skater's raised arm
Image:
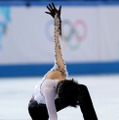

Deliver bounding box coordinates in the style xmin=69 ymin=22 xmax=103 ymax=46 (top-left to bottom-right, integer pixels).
xmin=45 ymin=3 xmax=67 ymax=80
xmin=54 ymin=13 xmax=66 ymax=76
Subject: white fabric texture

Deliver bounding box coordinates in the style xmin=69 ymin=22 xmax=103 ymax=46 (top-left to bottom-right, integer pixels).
xmin=33 ymin=78 xmax=59 ymax=104
xmin=32 ymin=78 xmax=46 ymax=104
xmin=32 ymin=79 xmax=59 ymax=120
xmin=42 ymin=80 xmax=59 ymax=120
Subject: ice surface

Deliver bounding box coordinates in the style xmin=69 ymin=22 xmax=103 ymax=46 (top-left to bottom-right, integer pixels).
xmin=0 ymin=75 xmax=119 ymax=120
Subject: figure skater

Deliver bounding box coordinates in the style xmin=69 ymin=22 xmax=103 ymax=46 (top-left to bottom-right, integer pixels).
xmin=28 ymin=3 xmax=98 ymax=120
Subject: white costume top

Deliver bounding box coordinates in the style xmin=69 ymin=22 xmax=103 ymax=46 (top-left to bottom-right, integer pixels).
xmin=32 ymin=14 xmax=68 ymax=120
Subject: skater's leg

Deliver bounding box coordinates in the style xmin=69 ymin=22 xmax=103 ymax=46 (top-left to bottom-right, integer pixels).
xmin=28 ymin=98 xmax=68 ymax=120
xmin=77 ymin=84 xmax=98 ymax=120
xmin=28 ymin=99 xmax=49 ymax=120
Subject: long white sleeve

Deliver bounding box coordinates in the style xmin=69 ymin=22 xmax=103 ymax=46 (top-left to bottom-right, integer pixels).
xmin=41 ymin=80 xmax=59 ymax=120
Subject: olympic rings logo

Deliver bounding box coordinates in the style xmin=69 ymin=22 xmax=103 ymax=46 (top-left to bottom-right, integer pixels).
xmin=45 ymin=19 xmax=88 ymax=50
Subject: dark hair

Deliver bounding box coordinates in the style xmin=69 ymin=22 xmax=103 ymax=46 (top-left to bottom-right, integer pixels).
xmin=57 ymin=79 xmax=79 ymax=107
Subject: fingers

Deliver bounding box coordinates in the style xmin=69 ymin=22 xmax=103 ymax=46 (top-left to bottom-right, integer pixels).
xmin=47 ymin=3 xmax=55 ymax=12
xmin=52 ymin=3 xmax=56 ymax=10
xmin=45 ymin=3 xmax=62 ymax=18
xmin=47 ymin=5 xmax=52 ymax=12
xmin=59 ymin=6 xmax=62 ymax=11
xmin=46 ymin=3 xmax=60 ymax=12
xmin=49 ymin=4 xmax=53 ymax=10
xmin=45 ymin=11 xmax=51 ymax=15
xmin=58 ymin=6 xmax=62 ymax=15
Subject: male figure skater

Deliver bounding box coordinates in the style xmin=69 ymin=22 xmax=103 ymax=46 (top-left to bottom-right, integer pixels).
xmin=28 ymin=3 xmax=98 ymax=120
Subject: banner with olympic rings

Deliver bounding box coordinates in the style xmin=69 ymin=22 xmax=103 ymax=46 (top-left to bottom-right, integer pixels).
xmin=0 ymin=6 xmax=119 ymax=76
xmin=45 ymin=19 xmax=88 ymax=50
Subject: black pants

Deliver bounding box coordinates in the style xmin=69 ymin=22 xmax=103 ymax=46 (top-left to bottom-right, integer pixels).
xmin=28 ymin=84 xmax=98 ymax=120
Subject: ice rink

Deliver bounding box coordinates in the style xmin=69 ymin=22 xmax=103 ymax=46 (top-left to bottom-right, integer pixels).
xmin=0 ymin=75 xmax=119 ymax=120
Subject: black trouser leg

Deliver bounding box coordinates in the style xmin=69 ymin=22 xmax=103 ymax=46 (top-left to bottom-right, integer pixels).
xmin=77 ymin=84 xmax=98 ymax=120
xmin=28 ymin=98 xmax=68 ymax=120
xmin=28 ymin=99 xmax=49 ymax=120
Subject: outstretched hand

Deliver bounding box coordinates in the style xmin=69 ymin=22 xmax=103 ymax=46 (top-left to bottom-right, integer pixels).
xmin=45 ymin=3 xmax=62 ymax=19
